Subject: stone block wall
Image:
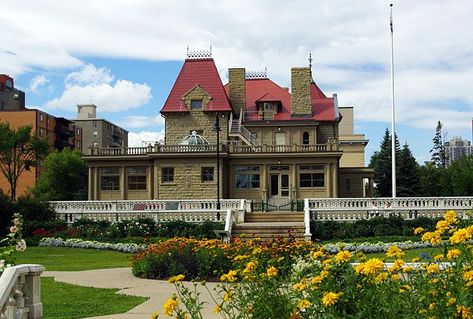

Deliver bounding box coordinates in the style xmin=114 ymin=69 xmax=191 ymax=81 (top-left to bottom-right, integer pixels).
xmin=228 ymin=68 xmax=246 ymax=113
xmin=291 ymin=67 xmax=312 ymax=115
xmin=317 ymin=123 xmax=337 ymax=144
xmin=165 ymin=112 xmax=229 ymax=145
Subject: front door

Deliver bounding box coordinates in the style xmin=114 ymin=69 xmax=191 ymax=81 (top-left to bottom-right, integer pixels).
xmin=270 ymin=173 xmax=290 ymax=198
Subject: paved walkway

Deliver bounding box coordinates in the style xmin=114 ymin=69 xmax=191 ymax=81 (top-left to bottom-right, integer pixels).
xmin=43 ymin=268 xmax=220 ymax=319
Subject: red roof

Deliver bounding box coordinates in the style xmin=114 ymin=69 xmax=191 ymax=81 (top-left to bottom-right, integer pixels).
xmin=224 ymin=78 xmax=336 ymax=121
xmin=161 ymin=58 xmax=232 ymax=113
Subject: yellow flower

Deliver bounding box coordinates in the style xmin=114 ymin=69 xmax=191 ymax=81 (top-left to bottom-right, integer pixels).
xmin=447 ymin=249 xmax=461 ymax=260
xmin=322 ymin=292 xmax=342 ymax=307
xmin=356 ymin=258 xmax=384 ymax=276
xmin=311 ymin=275 xmax=323 ymax=285
xmin=320 ymin=269 xmax=329 ymax=279
xmin=429 ymin=303 xmax=436 ymax=310
xmin=233 ymin=255 xmax=249 ymax=261
xmin=391 ymin=273 xmax=401 ymax=281
xmin=436 ymin=220 xmax=450 ymax=233
xmin=450 ymin=228 xmax=472 ymax=244
xmin=444 ymin=210 xmax=458 ymax=224
xmin=334 ymin=250 xmax=353 ymax=263
xmin=267 ymin=266 xmax=278 ymax=277
xmin=163 ymin=296 xmax=178 ymax=316
xmin=388 ymin=259 xmax=405 ymax=272
xmin=434 ymin=254 xmax=444 ymax=261
xmin=375 ymin=272 xmax=388 ymax=283
xmin=386 ymin=246 xmax=404 ymax=258
xmin=403 ymin=265 xmax=414 ymax=273
xmin=447 ymin=297 xmax=457 ymax=306
xmin=414 ymin=227 xmax=425 ymax=235
xmin=214 ymin=305 xmax=221 ymax=314
xmin=457 ymin=305 xmax=472 ymax=318
xmin=311 ymin=250 xmax=324 ymax=259
xmin=293 ymin=282 xmax=307 ymax=292
xmin=223 ymin=292 xmax=233 ymax=302
xmin=168 ymin=274 xmax=185 ymax=284
xmin=220 ymin=270 xmax=238 ymax=283
xmin=151 ymin=311 xmax=159 ymax=319
xmin=243 ymin=261 xmax=257 ymax=274
xmin=297 ymin=299 xmax=311 ymax=310
xmin=426 ymin=264 xmax=440 ymax=274
xmin=463 ymin=270 xmax=473 ymax=282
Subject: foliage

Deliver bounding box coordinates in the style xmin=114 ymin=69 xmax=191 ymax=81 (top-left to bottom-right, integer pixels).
xmin=0 ymin=189 xmax=14 ymax=237
xmin=14 ymin=196 xmax=58 ymax=236
xmin=444 ymin=155 xmax=473 ymax=196
xmin=42 ymin=277 xmax=147 ymax=319
xmin=32 ymin=148 xmax=87 ymax=200
xmin=397 ymin=143 xmax=421 ymax=196
xmin=418 ymin=163 xmax=444 ymax=196
xmin=0 ymin=123 xmax=49 ymax=200
xmin=370 ymin=128 xmax=401 ymax=197
xmin=430 ymin=120 xmax=448 ymax=168
xmin=165 ymin=211 xmax=473 ymax=318
xmin=0 ymin=213 xmax=26 ymax=273
xmin=310 ymin=216 xmax=438 ymax=241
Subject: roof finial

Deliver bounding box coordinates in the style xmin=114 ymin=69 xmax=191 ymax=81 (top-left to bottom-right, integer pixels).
xmin=308 ymin=53 xmax=313 ymax=69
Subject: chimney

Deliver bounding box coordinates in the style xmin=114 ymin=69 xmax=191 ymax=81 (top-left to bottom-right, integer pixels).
xmin=77 ymin=104 xmax=97 ymax=119
xmin=228 ymin=68 xmax=246 ymax=113
xmin=291 ymin=67 xmax=312 ymax=115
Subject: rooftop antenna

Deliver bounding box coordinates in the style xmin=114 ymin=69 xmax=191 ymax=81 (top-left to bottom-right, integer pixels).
xmin=308 ymin=53 xmax=313 ymax=69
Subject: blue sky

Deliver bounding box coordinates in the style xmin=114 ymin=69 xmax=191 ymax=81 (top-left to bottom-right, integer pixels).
xmin=2 ymin=0 xmax=472 ymax=163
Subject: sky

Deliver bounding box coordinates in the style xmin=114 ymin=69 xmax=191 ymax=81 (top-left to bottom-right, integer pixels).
xmin=1 ymin=0 xmax=472 ymax=163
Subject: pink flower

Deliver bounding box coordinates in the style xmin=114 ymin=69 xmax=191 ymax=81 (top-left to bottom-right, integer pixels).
xmin=16 ymin=239 xmax=27 ymax=252
xmin=10 ymin=226 xmax=18 ymax=233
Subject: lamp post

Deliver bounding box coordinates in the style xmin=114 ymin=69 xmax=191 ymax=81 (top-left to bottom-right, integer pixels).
xmin=214 ymin=112 xmax=221 ymax=218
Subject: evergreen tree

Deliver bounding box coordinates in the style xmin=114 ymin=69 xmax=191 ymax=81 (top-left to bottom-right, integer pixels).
xmin=370 ymin=128 xmax=401 ymax=197
xmin=397 ymin=143 xmax=420 ymax=196
xmin=430 ymin=121 xmax=447 ymax=167
xmin=418 ymin=163 xmax=444 ymax=196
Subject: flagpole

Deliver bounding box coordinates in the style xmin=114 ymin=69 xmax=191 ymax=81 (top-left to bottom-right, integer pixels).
xmin=390 ymin=3 xmax=397 ymax=198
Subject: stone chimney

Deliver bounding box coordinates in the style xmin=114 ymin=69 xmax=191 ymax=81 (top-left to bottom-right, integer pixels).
xmin=77 ymin=104 xmax=97 ymax=119
xmin=291 ymin=67 xmax=312 ymax=115
xmin=228 ymin=68 xmax=246 ymax=113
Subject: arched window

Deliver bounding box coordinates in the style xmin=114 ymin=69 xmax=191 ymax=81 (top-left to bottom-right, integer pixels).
xmin=302 ymin=132 xmax=310 ymax=145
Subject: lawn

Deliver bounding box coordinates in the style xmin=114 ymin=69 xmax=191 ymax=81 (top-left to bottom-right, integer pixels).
xmin=15 ymin=246 xmax=131 ymax=271
xmin=42 ymin=277 xmax=147 ymax=319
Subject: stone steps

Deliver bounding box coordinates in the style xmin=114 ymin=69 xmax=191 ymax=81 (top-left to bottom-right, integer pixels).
xmin=245 ymin=212 xmax=304 ymax=223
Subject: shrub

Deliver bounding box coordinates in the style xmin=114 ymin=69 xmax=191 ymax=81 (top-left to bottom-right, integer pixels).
xmin=0 ymin=190 xmax=13 ymax=237
xmin=14 ymin=196 xmax=56 ymax=237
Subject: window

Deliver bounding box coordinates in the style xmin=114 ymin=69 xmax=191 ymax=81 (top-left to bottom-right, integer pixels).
xmin=191 ymin=99 xmax=203 ymax=109
xmin=161 ymin=167 xmax=174 ymax=183
xmin=93 ymin=130 xmax=98 ymax=137
xmin=299 ymin=165 xmax=325 ymax=188
xmin=93 ymin=121 xmax=97 ymax=128
xmin=275 ymin=132 xmax=286 ymax=145
xmin=100 ymin=167 xmax=120 ymax=190
xmin=235 ymin=165 xmax=260 ymax=189
xmin=127 ymin=167 xmax=147 ymax=190
xmin=345 ymin=178 xmax=351 ymax=192
xmin=302 ymin=132 xmax=310 ymax=145
xmin=190 ymin=130 xmax=204 ymax=136
xmin=201 ymin=167 xmax=214 ymax=182
xmin=40 ymin=113 xmax=44 ymax=122
xmin=77 ymin=128 xmax=81 ymax=135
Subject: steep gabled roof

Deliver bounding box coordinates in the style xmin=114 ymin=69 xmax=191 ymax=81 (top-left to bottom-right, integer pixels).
xmin=161 ymin=58 xmax=232 ymax=113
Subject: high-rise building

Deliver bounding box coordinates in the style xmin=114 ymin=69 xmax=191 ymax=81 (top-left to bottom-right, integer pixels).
xmin=72 ymin=104 xmax=128 ymax=154
xmin=445 ymin=136 xmax=472 ymax=165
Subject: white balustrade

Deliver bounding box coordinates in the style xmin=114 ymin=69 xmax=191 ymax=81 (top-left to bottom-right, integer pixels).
xmin=0 ymin=264 xmax=44 ymax=319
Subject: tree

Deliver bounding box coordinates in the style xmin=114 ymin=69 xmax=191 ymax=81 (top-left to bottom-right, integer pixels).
xmin=370 ymin=128 xmax=401 ymax=197
xmin=444 ymin=155 xmax=473 ymax=196
xmin=0 ymin=123 xmax=49 ymax=200
xmin=32 ymin=148 xmax=87 ymax=201
xmin=430 ymin=121 xmax=448 ymax=167
xmin=397 ymin=143 xmax=420 ymax=197
xmin=418 ymin=163 xmax=444 ymax=197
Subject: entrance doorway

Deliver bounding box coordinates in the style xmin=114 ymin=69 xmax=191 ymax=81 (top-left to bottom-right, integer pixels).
xmin=270 ymin=173 xmax=289 ymax=198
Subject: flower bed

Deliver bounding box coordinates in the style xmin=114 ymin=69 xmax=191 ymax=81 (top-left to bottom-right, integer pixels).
xmin=155 ymin=211 xmax=472 ymax=318
xmin=39 ymin=237 xmax=145 ymax=254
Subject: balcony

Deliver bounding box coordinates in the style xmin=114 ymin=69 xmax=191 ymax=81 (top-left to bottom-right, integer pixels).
xmin=88 ymin=142 xmax=339 ymax=156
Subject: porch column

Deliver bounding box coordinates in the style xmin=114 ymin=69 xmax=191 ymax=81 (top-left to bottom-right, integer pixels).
xmin=94 ymin=169 xmax=100 ymax=200
xmin=120 ymin=166 xmax=126 ymax=199
xmin=88 ymin=166 xmax=94 ymax=200
xmin=331 ymin=163 xmax=338 ymax=197
xmin=154 ymin=160 xmax=159 ymax=199
xmin=148 ymin=165 xmax=153 ymax=199
xmin=291 ymin=163 xmax=297 ymax=199
xmin=326 ymin=164 xmax=332 ymax=197
xmin=261 ymin=164 xmax=267 ymax=201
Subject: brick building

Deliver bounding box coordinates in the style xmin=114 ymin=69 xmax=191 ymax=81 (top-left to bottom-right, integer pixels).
xmin=0 ymin=74 xmax=82 ymax=198
xmin=84 ymin=51 xmax=373 ymax=203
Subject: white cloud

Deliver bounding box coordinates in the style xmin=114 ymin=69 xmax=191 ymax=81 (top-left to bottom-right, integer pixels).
xmin=45 ymin=64 xmax=152 ymax=112
xmin=29 ymin=75 xmax=49 ymax=93
xmin=128 ymin=130 xmax=165 ymax=147
xmin=120 ymin=115 xmax=164 ymax=129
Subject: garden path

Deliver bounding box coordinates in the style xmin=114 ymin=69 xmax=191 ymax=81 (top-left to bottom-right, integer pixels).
xmin=43 ymin=268 xmax=221 ymax=319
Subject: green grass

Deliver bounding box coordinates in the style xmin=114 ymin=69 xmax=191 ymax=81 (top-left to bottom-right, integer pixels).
xmin=15 ymin=246 xmax=131 ymax=271
xmin=42 ymin=277 xmax=147 ymax=319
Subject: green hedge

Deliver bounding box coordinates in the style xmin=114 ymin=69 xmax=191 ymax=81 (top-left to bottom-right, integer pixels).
xmin=310 ymin=216 xmax=439 ymax=241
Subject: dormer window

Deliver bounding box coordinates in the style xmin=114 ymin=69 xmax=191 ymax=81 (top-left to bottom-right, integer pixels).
xmin=191 ymin=99 xmax=203 ymax=110
xmin=262 ymin=102 xmax=278 ymax=120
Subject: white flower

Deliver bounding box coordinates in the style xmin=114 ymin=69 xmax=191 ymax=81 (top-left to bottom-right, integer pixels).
xmin=13 ymin=218 xmax=20 ymax=226
xmin=16 ymin=239 xmax=27 ymax=252
xmin=0 ymin=259 xmax=5 ymax=269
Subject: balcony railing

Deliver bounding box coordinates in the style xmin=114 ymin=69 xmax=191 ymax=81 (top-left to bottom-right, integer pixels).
xmin=88 ymin=142 xmax=338 ymax=156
